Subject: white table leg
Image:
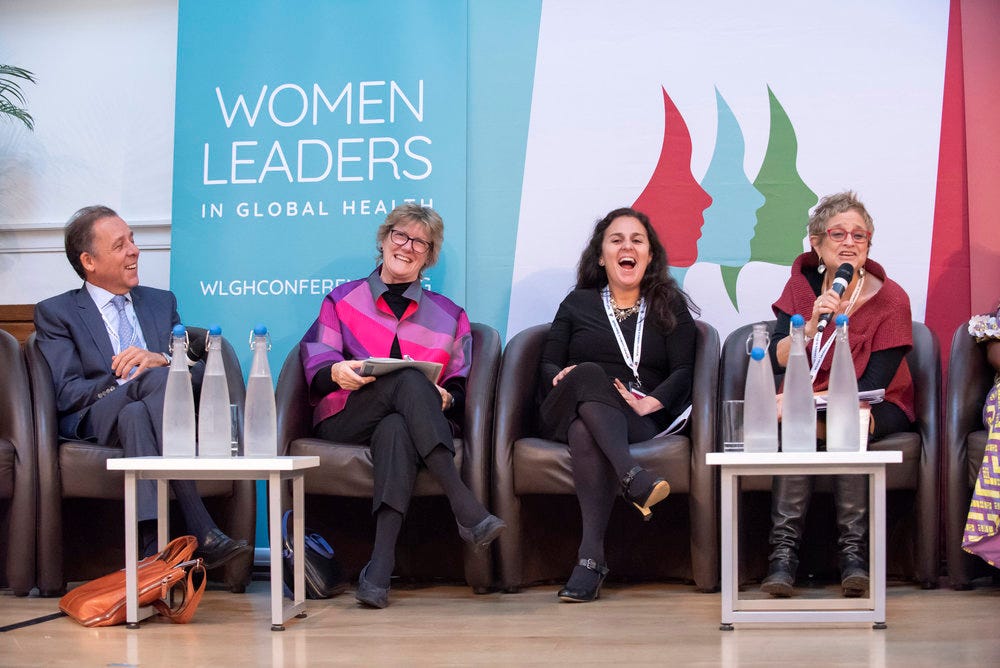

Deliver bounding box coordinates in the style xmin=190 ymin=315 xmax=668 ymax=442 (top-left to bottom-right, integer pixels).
xmin=269 ymin=471 xmax=284 ymax=631
xmin=293 ymin=473 xmax=305 ymax=612
xmin=720 ymin=469 xmax=736 ymax=629
xmin=124 ymin=471 xmax=139 ymax=629
xmin=872 ymin=467 xmax=887 ymax=628
xmin=156 ymin=480 xmax=169 ymax=550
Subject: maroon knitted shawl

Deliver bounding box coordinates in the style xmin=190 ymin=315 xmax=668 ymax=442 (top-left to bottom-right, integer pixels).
xmin=773 ymin=252 xmax=915 ymax=421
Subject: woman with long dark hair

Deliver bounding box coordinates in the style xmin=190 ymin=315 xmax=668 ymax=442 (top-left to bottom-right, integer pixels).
xmin=538 ymin=207 xmax=698 ymax=602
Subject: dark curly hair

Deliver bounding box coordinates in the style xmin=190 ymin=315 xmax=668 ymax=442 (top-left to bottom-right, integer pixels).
xmin=575 ymin=207 xmax=698 ymax=331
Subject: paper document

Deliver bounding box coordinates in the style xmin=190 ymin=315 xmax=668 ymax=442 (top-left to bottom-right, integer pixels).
xmin=653 ymin=404 xmax=692 ymax=438
xmin=358 ymin=357 xmax=443 ymax=384
xmin=814 ymin=388 xmax=884 ymax=410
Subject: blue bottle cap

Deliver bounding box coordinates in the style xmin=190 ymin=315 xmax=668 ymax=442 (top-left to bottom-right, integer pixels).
xmin=172 ymin=324 xmax=186 ymax=337
xmin=790 ymin=314 xmax=805 ymax=327
xmin=750 ymin=347 xmax=766 ymax=361
xmin=209 ymin=325 xmax=222 ymax=336
xmin=835 ymin=314 xmax=849 ymax=327
xmin=253 ymin=324 xmax=268 ymax=336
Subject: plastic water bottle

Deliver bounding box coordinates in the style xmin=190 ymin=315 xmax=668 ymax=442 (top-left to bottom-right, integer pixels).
xmin=244 ymin=324 xmax=277 ymax=457
xmin=162 ymin=324 xmax=196 ymax=457
xmin=197 ymin=325 xmax=231 ymax=457
xmin=826 ymin=314 xmax=861 ymax=452
xmin=743 ymin=323 xmax=778 ymax=452
xmin=781 ymin=314 xmax=817 ymax=452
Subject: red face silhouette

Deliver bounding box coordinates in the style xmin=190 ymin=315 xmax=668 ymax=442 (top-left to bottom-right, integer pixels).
xmin=632 ymin=87 xmax=712 ymax=267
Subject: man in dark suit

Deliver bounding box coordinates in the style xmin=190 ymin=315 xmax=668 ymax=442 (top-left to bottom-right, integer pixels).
xmin=34 ymin=205 xmax=251 ymax=568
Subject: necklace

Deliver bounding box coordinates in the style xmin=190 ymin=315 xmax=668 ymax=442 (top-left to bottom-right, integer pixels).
xmin=844 ymin=270 xmax=866 ymax=316
xmin=822 ymin=267 xmax=866 ymax=317
xmin=609 ymin=294 xmax=640 ymax=321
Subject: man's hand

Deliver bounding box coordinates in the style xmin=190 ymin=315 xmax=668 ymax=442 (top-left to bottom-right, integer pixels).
xmin=111 ymin=345 xmax=168 ymax=380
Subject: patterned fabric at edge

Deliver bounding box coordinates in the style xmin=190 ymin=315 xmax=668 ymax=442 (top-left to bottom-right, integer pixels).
xmin=963 ymin=382 xmax=1000 ymax=567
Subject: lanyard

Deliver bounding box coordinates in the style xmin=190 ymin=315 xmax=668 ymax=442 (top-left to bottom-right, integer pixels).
xmin=601 ymin=287 xmax=646 ymax=385
xmin=809 ymin=330 xmax=837 ymax=381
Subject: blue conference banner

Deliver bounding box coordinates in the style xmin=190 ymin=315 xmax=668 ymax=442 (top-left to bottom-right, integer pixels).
xmin=171 ymin=0 xmax=468 ymax=372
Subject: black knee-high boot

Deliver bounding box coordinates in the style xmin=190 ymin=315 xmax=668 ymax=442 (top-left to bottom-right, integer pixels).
xmin=834 ymin=474 xmax=869 ymax=597
xmin=761 ymin=475 xmax=814 ymax=597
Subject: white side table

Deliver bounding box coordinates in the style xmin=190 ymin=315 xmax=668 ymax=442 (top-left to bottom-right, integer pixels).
xmin=706 ymin=451 xmax=902 ymax=629
xmin=107 ymin=455 xmax=320 ymax=631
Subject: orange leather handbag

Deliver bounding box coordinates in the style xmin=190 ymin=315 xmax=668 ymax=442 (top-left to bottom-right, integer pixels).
xmin=59 ymin=535 xmax=207 ymax=627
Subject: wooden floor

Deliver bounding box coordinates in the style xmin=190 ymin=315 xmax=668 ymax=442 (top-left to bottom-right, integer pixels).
xmin=2 ymin=578 xmax=999 ymax=666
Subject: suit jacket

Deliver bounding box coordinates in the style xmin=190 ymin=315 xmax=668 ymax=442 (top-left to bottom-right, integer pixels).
xmin=34 ymin=284 xmax=180 ymax=438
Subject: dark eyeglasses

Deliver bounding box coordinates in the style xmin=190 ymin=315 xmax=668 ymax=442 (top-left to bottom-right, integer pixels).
xmin=388 ymin=229 xmax=432 ymax=254
xmin=825 ymin=228 xmax=871 ymax=244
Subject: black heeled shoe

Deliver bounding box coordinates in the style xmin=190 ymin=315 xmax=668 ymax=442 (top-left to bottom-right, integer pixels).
xmin=558 ymin=558 xmax=609 ymax=603
xmin=457 ymin=514 xmax=506 ymax=549
xmin=355 ymin=561 xmax=390 ymax=609
xmin=620 ymin=466 xmax=670 ymax=521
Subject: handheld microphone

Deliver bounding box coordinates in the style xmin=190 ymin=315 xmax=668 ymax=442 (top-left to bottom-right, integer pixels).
xmin=816 ymin=263 xmax=854 ymax=333
xmin=184 ymin=326 xmax=209 ymax=362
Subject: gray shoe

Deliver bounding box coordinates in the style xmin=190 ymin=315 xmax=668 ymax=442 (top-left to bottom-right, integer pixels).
xmin=355 ymin=561 xmax=389 ymax=609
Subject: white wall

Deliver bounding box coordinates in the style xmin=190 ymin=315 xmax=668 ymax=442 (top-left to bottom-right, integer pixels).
xmin=0 ymin=0 xmax=177 ymax=304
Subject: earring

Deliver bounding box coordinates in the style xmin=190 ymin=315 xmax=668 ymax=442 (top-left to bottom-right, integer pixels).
xmin=817 ymin=262 xmax=825 ymax=275
xmin=858 ymin=267 xmax=865 ymax=278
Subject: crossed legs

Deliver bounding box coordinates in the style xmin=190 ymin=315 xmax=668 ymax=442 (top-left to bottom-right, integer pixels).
xmin=560 ymin=398 xmax=663 ymax=601
xmin=316 ymin=369 xmax=503 ymax=605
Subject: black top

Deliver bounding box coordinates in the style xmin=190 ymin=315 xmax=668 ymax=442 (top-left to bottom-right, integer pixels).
xmin=539 ymin=288 xmax=696 ymax=426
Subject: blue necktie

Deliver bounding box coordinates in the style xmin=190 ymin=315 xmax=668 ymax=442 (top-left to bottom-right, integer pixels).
xmin=111 ymin=294 xmax=135 ymax=353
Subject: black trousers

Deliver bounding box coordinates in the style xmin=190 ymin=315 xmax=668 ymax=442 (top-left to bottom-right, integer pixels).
xmin=77 ymin=364 xmax=213 ymax=536
xmin=315 ymin=368 xmax=456 ymax=515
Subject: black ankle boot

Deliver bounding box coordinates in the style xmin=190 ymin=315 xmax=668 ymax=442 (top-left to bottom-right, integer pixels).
xmin=557 ymin=558 xmax=609 ymax=603
xmin=840 ymin=555 xmax=869 ymax=598
xmin=761 ymin=557 xmax=798 ymax=597
xmin=620 ymin=466 xmax=670 ymax=521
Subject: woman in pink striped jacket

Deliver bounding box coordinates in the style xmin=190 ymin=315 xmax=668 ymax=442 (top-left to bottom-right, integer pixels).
xmin=299 ymin=204 xmax=504 ymax=609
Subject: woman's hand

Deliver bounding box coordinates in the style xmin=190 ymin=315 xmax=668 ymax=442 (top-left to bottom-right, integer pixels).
xmin=330 ymin=360 xmax=376 ymax=391
xmin=552 ymin=365 xmax=577 ymax=386
xmin=435 ymin=385 xmax=454 ymax=411
xmin=612 ymin=378 xmax=663 ymax=416
xmin=809 ymin=286 xmax=846 ymax=335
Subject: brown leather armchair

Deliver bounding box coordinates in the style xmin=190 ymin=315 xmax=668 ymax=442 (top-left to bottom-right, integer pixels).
xmin=274 ymin=323 xmax=501 ymax=592
xmin=0 ymin=329 xmax=36 ymax=596
xmin=27 ymin=333 xmax=255 ymax=596
xmin=493 ymin=320 xmax=720 ymax=592
xmin=719 ymin=320 xmax=939 ymax=587
xmin=945 ymin=322 xmax=995 ymax=588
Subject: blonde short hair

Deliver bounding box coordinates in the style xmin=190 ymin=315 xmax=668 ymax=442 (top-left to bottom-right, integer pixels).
xmin=375 ymin=203 xmax=444 ymax=274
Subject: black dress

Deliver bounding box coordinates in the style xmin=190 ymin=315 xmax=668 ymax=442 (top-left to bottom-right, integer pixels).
xmin=538 ymin=288 xmax=696 ymax=441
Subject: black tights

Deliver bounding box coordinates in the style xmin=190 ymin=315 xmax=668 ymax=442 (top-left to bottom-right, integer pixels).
xmin=567 ymin=401 xmax=658 ymax=564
